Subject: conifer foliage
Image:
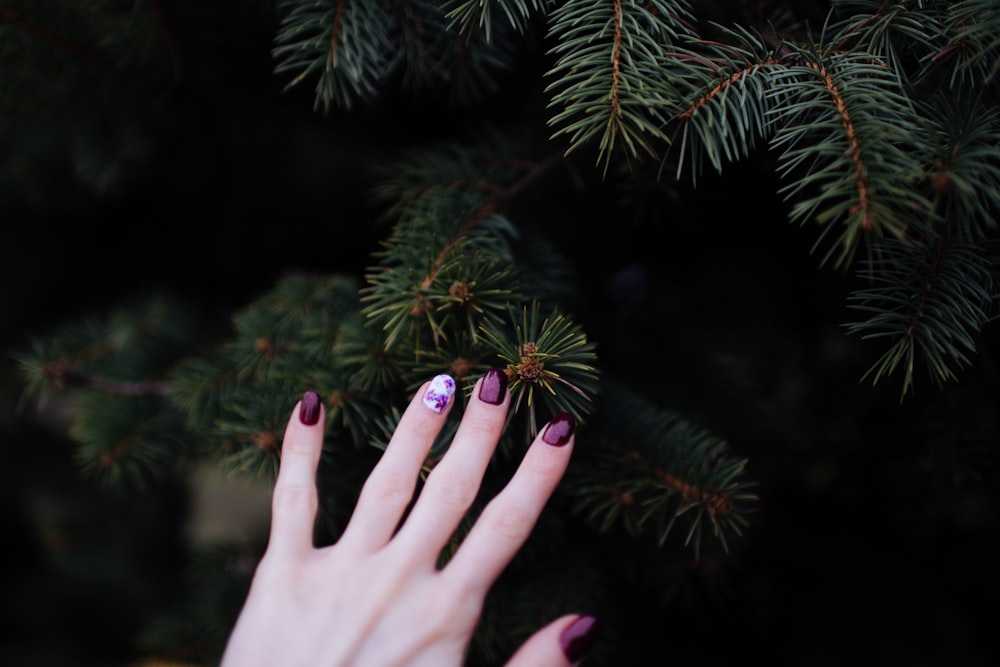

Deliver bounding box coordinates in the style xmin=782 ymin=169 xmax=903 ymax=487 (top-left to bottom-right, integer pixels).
xmin=7 ymin=0 xmax=1000 ymax=664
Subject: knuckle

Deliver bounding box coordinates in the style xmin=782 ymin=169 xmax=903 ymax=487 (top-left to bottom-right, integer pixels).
xmin=436 ymin=576 xmax=483 ymax=621
xmin=271 ymin=482 xmax=316 ymax=514
xmin=405 ymin=409 xmax=446 ymax=442
xmin=281 ymin=434 xmax=318 ymax=457
xmin=522 ymin=448 xmax=565 ymax=479
xmin=407 ymin=420 xmax=437 ymax=444
xmin=461 ymin=416 xmax=500 ymax=442
xmin=429 ymin=470 xmax=478 ymax=510
xmin=366 ymin=467 xmax=417 ymax=506
xmin=485 ymin=501 xmax=534 ymax=541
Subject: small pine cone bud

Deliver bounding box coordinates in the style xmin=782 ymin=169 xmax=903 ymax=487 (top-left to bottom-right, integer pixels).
xmin=932 ymin=161 xmax=952 ymax=193
xmin=254 ymin=431 xmax=279 ymax=452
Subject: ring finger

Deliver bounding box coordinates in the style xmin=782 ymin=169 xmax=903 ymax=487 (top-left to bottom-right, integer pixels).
xmin=443 ymin=411 xmax=575 ymax=596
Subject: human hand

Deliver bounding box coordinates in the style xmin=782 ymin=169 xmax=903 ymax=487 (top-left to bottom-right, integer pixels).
xmin=220 ymin=370 xmax=599 ymax=667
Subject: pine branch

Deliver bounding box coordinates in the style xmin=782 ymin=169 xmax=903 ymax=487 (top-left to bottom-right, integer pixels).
xmin=921 ymin=95 xmax=1000 ymax=239
xmin=844 ymin=234 xmax=996 ymax=400
xmin=370 ymin=127 xmax=545 ymax=220
xmin=44 ymin=367 xmax=169 ymax=396
xmin=169 ymin=274 xmax=370 ymax=478
xmin=436 ymin=9 xmax=519 ymax=105
xmin=829 ymin=0 xmax=940 ymax=86
xmin=663 ymin=22 xmax=786 ymax=182
xmin=545 ymin=0 xmax=694 ymax=174
xmin=273 ymin=0 xmax=393 ymax=112
xmin=443 ymin=0 xmax=545 ymax=43
xmin=11 ymin=293 xmax=201 ymax=485
xmin=927 ymin=0 xmax=1000 ymax=87
xmin=389 ymin=0 xmax=527 ymax=106
xmin=67 ymin=390 xmax=192 ymax=487
xmin=274 ymin=0 xmax=531 ymax=110
xmin=563 ymin=384 xmax=757 ymax=559
xmin=361 ymin=191 xmax=523 ymax=350
xmin=478 ymin=301 xmax=600 ymax=444
xmin=363 ymin=135 xmax=565 ymax=351
xmin=15 ymin=293 xmax=198 ymax=403
xmin=385 ymin=0 xmax=451 ymax=95
xmin=768 ymin=43 xmax=935 ymax=267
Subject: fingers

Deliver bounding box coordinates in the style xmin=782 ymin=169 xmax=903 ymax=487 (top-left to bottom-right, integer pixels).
xmin=504 ymin=614 xmax=600 ymax=667
xmin=389 ymin=370 xmax=511 ymax=562
xmin=266 ymin=391 xmax=325 ymax=558
xmin=444 ymin=412 xmax=575 ymax=594
xmin=336 ymin=374 xmax=458 ymax=553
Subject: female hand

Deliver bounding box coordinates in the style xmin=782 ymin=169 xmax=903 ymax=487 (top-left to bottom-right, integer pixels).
xmin=220 ymin=370 xmax=599 ymax=667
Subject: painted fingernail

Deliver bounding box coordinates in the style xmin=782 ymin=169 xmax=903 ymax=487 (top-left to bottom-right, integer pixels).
xmin=542 ymin=412 xmax=575 ymax=447
xmin=560 ymin=615 xmax=599 ymax=663
xmin=422 ymin=374 xmax=456 ymax=414
xmin=478 ymin=368 xmax=508 ymax=405
xmin=299 ymin=391 xmax=321 ymax=426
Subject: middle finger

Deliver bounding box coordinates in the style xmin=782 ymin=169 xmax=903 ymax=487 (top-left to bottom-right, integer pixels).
xmin=389 ymin=369 xmax=510 ymax=565
xmin=336 ymin=374 xmax=457 ymax=554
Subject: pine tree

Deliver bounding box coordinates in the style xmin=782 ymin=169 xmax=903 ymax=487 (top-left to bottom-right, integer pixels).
xmin=6 ymin=1 xmax=1000 ymax=665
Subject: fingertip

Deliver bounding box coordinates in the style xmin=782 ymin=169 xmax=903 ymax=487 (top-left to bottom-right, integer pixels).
xmin=476 ymin=368 xmax=509 ymax=406
xmin=279 ymin=391 xmax=325 ymax=455
xmin=268 ymin=391 xmax=326 ymax=556
xmin=559 ymin=614 xmax=600 ymax=664
xmin=421 ymin=374 xmax=457 ymax=414
xmin=298 ymin=390 xmax=323 ymax=426
xmin=541 ymin=412 xmax=576 ymax=447
xmin=504 ymin=613 xmax=600 ymax=667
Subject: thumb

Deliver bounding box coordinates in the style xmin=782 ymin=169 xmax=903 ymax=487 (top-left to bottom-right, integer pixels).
xmin=505 ymin=614 xmax=600 ymax=667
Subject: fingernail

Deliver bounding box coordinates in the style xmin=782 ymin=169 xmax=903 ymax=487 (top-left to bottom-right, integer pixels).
xmin=478 ymin=368 xmax=508 ymax=405
xmin=542 ymin=412 xmax=575 ymax=447
xmin=422 ymin=374 xmax=456 ymax=414
xmin=560 ymin=615 xmax=599 ymax=663
xmin=299 ymin=391 xmax=321 ymax=426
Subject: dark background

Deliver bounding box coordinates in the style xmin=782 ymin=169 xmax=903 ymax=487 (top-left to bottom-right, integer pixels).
xmin=2 ymin=2 xmax=999 ymax=665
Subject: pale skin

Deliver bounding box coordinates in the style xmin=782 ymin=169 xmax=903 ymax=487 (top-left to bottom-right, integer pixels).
xmin=220 ymin=373 xmax=596 ymax=667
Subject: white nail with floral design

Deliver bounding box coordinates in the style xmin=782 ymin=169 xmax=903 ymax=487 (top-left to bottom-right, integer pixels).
xmin=422 ymin=374 xmax=455 ymax=414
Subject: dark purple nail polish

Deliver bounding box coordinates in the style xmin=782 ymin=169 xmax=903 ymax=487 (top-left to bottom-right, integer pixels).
xmin=542 ymin=412 xmax=575 ymax=447
xmin=299 ymin=391 xmax=321 ymax=426
xmin=560 ymin=615 xmax=599 ymax=662
xmin=478 ymin=368 xmax=508 ymax=405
